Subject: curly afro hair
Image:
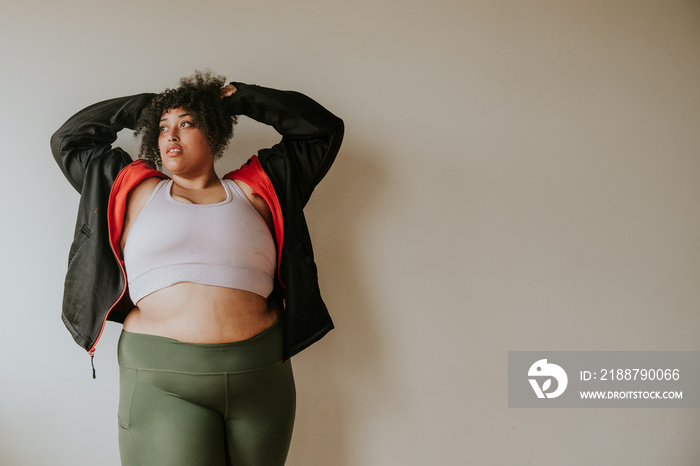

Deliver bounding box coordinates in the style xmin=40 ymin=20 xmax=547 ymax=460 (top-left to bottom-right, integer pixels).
xmin=134 ymin=70 xmax=237 ymax=169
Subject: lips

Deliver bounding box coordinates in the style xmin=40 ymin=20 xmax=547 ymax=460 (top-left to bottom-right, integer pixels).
xmin=165 ymin=144 xmax=182 ymax=155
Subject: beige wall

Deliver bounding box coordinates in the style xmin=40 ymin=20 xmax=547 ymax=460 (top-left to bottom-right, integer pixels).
xmin=2 ymin=0 xmax=700 ymax=464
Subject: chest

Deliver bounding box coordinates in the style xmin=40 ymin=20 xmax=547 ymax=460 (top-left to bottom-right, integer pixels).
xmin=124 ymin=179 xmax=276 ymax=263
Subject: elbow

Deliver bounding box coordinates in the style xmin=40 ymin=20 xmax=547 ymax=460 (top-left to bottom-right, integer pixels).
xmin=50 ymin=128 xmax=66 ymax=163
xmin=331 ymin=116 xmax=344 ymax=142
xmin=328 ymin=116 xmax=344 ymax=155
xmin=50 ymin=127 xmax=83 ymax=193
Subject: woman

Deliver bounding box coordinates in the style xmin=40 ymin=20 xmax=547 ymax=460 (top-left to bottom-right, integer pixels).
xmin=51 ymin=71 xmax=344 ymax=465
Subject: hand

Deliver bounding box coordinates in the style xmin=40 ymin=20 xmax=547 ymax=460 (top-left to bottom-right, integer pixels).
xmin=221 ymin=84 xmax=237 ymax=99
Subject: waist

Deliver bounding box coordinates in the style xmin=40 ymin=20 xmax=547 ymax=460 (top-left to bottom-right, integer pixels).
xmin=123 ymin=283 xmax=282 ymax=344
xmin=118 ymin=318 xmax=285 ymax=373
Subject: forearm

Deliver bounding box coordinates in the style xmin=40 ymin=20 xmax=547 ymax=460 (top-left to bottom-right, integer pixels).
xmin=224 ymin=83 xmax=342 ymax=139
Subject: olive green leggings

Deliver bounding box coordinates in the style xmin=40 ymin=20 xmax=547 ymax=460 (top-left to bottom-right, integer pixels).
xmin=117 ymin=320 xmax=295 ymax=466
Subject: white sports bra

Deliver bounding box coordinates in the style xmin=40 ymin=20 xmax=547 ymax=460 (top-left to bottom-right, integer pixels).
xmin=123 ymin=179 xmax=276 ymax=303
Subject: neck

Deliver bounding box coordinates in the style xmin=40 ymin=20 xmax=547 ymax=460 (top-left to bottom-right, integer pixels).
xmin=171 ymin=167 xmax=219 ymax=191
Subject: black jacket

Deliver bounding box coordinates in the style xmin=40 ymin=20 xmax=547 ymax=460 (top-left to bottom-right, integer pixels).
xmin=51 ymin=82 xmax=344 ymax=360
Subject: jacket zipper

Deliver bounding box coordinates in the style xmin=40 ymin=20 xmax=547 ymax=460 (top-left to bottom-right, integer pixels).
xmin=86 ymin=268 xmax=126 ymax=378
xmin=86 ymin=191 xmax=130 ymax=379
xmin=89 ymin=350 xmax=96 ymax=379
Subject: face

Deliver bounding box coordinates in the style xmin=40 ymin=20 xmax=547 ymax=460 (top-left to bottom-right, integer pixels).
xmin=158 ymin=107 xmax=213 ymax=175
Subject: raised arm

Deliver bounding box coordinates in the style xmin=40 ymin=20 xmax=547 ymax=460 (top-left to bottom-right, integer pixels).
xmin=51 ymin=93 xmax=155 ymax=192
xmin=223 ymin=83 xmax=344 ymax=206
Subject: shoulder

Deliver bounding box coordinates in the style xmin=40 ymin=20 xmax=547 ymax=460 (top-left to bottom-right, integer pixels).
xmin=131 ymin=176 xmax=162 ymax=195
xmin=120 ymin=177 xmax=163 ymax=251
xmin=232 ymin=178 xmax=272 ymax=220
xmin=113 ymin=160 xmax=167 ymax=196
xmin=126 ymin=177 xmax=162 ymax=214
xmin=223 ymin=156 xmax=274 ymax=196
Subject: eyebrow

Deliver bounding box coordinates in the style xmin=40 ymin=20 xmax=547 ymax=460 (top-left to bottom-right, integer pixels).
xmin=160 ymin=113 xmax=192 ymax=122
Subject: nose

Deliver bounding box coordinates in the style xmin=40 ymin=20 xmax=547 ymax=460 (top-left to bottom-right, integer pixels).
xmin=168 ymin=127 xmax=179 ymax=142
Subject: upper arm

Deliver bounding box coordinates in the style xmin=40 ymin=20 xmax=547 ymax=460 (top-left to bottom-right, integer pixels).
xmin=120 ymin=177 xmax=161 ymax=252
xmin=260 ymin=122 xmax=343 ymax=206
xmin=51 ymin=94 xmax=154 ymax=193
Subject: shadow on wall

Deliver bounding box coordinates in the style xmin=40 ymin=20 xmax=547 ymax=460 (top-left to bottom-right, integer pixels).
xmin=288 ymin=146 xmax=388 ymax=466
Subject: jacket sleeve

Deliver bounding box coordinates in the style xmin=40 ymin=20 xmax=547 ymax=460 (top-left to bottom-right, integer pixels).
xmin=223 ymin=83 xmax=344 ymax=207
xmin=50 ymin=93 xmax=155 ymax=193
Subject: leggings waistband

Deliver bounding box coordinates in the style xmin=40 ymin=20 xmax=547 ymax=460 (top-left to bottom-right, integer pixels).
xmin=117 ymin=319 xmax=284 ymax=374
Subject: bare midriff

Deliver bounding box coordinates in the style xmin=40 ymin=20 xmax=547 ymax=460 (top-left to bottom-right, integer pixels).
xmin=123 ymin=283 xmax=281 ymax=343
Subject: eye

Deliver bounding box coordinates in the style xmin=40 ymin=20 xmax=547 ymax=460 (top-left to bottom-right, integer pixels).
xmin=180 ymin=120 xmax=193 ymax=128
xmin=159 ymin=125 xmax=169 ymax=132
